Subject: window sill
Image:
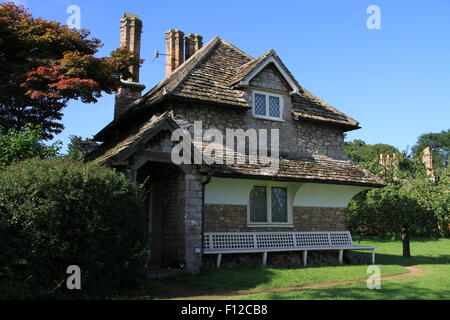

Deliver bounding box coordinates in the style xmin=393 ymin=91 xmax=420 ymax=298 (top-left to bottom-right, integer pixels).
xmin=247 ymin=224 xmax=294 ymax=228
xmin=252 ymin=115 xmax=285 ymax=122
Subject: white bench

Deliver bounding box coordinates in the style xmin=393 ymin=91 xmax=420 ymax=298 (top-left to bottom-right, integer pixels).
xmin=203 ymin=231 xmax=375 ymax=268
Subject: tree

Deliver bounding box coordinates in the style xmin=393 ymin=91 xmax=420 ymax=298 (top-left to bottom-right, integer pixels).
xmin=0 ymin=126 xmax=60 ymax=168
xmin=66 ymin=135 xmax=99 ymax=161
xmin=347 ymin=183 xmax=432 ymax=257
xmin=344 ymin=139 xmax=414 ymax=180
xmin=0 ymin=2 xmax=139 ymax=139
xmin=345 ymin=138 xmax=449 ymax=256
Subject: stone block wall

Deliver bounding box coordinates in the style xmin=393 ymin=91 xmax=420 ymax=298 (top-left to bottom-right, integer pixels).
xmin=171 ymin=103 xmax=346 ymax=161
xmin=249 ymin=64 xmax=290 ymax=91
xmin=183 ymin=173 xmax=203 ymax=273
xmin=204 ymin=204 xmax=347 ymax=232
xmin=170 ymin=61 xmax=347 ymax=160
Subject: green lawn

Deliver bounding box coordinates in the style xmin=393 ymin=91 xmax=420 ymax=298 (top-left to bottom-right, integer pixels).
xmin=236 ymin=238 xmax=450 ymax=300
xmin=129 ymin=238 xmax=450 ymax=300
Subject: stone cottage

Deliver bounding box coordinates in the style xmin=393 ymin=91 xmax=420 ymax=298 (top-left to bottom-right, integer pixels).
xmin=90 ymin=14 xmax=383 ymax=273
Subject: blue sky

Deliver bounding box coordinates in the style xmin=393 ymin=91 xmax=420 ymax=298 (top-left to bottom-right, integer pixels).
xmin=10 ymin=0 xmax=450 ymax=153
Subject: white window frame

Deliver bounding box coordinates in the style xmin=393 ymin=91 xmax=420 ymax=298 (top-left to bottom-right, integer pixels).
xmin=252 ymin=90 xmax=284 ymax=122
xmin=247 ymin=183 xmax=293 ymax=227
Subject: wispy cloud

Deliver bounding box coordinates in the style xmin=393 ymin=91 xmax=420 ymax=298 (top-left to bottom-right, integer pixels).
xmin=10 ymin=0 xmax=27 ymax=6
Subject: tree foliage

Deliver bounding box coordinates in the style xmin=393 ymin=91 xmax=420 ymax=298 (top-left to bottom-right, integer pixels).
xmin=411 ymin=129 xmax=450 ymax=171
xmin=66 ymin=135 xmax=99 ymax=161
xmin=345 ymin=135 xmax=450 ymax=256
xmin=0 ymin=2 xmax=139 ymax=139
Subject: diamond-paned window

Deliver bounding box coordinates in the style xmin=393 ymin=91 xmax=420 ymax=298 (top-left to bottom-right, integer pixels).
xmin=250 ymin=186 xmax=267 ymax=223
xmin=271 ymin=187 xmax=287 ymax=222
xmin=249 ymin=185 xmax=289 ymax=225
xmin=253 ymin=91 xmax=283 ymax=120
xmin=254 ymin=93 xmax=266 ymax=116
xmin=269 ymin=96 xmax=280 ymax=118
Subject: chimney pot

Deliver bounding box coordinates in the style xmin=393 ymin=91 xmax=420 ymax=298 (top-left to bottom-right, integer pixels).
xmin=185 ymin=33 xmax=203 ymax=60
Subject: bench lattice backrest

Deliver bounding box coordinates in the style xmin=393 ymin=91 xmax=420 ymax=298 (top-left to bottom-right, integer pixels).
xmin=203 ymin=231 xmax=354 ymax=251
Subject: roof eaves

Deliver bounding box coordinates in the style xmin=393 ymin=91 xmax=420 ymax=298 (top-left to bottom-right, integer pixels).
xmin=291 ymin=110 xmax=361 ymax=131
xmin=211 ymin=171 xmax=384 ymax=188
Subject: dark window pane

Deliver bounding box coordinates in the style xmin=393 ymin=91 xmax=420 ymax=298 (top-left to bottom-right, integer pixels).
xmin=271 ymin=187 xmax=287 ymax=222
xmin=250 ymin=186 xmax=267 ymax=223
xmin=254 ymin=94 xmax=266 ymax=116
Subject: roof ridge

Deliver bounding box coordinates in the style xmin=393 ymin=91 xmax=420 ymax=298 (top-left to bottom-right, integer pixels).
xmin=218 ymin=38 xmax=254 ymax=59
xmin=141 ymin=36 xmax=222 ymax=101
xmin=228 ymin=51 xmax=271 ymax=87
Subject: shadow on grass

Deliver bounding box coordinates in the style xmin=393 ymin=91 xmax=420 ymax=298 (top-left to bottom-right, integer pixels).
xmin=259 ymin=281 xmax=450 ymax=300
xmin=146 ymin=266 xmax=278 ymax=299
xmin=354 ymin=251 xmax=450 ymax=266
xmin=130 ymin=238 xmax=450 ymax=299
xmin=352 ymin=237 xmax=444 ymax=244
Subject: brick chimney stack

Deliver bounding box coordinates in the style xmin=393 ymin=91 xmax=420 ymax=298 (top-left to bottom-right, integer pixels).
xmin=422 ymin=147 xmax=435 ymax=180
xmin=185 ymin=34 xmax=203 ymax=60
xmin=114 ymin=13 xmax=146 ymax=119
xmin=165 ymin=29 xmax=185 ymax=77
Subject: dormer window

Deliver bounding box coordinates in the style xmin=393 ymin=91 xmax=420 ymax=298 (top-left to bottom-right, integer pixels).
xmin=252 ymin=90 xmax=284 ymax=121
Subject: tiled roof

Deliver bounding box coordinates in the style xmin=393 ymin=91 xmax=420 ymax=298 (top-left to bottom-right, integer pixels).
xmin=291 ymin=89 xmax=359 ymax=129
xmin=193 ymin=141 xmax=382 ymax=187
xmin=92 ymin=112 xmax=174 ymax=165
xmin=92 ymin=111 xmax=382 ymax=187
xmin=134 ymin=37 xmax=252 ymax=111
xmin=95 ymin=36 xmax=360 ymax=140
xmin=212 ymin=157 xmax=383 ymax=187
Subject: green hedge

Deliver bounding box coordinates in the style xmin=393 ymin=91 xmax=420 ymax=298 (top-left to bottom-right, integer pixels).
xmin=0 ymin=159 xmax=149 ymax=299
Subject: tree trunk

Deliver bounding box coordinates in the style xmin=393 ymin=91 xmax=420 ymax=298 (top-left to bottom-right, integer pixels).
xmin=401 ymin=224 xmax=411 ymax=257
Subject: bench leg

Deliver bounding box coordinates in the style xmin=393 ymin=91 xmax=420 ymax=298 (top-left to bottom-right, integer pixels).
xmin=216 ymin=254 xmax=222 ymax=268
xmin=262 ymin=252 xmax=267 ymax=267
xmin=303 ymin=250 xmax=308 ymax=267
xmin=339 ymin=249 xmax=344 ymax=264
xmin=372 ymin=249 xmax=376 ymax=264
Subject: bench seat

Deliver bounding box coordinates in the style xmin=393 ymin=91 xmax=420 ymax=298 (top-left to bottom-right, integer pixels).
xmin=203 ymin=231 xmax=375 ymax=268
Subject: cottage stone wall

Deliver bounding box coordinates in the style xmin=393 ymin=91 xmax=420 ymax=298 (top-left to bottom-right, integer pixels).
xmin=204 ymin=204 xmax=347 ymax=232
xmin=171 ymin=63 xmax=346 ymax=160
xmin=161 ymin=172 xmax=203 ymax=272
xmin=172 ymin=105 xmax=346 ymax=160
xmin=183 ymin=173 xmax=203 ymax=272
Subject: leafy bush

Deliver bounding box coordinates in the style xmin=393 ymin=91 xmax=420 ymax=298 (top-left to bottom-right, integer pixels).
xmin=0 ymin=159 xmax=149 ymax=299
xmin=0 ymin=126 xmax=60 ymax=168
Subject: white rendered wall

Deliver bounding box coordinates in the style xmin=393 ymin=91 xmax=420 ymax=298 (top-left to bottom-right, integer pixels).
xmin=293 ymin=183 xmax=370 ymax=208
xmin=204 ymin=177 xmax=370 ymax=208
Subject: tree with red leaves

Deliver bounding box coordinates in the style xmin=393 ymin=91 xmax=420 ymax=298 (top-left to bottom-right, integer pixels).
xmin=0 ymin=2 xmax=139 ymax=139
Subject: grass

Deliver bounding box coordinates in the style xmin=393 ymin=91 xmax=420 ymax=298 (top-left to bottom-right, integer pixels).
xmin=236 ymin=238 xmax=450 ymax=300
xmin=125 ymin=238 xmax=450 ymax=300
